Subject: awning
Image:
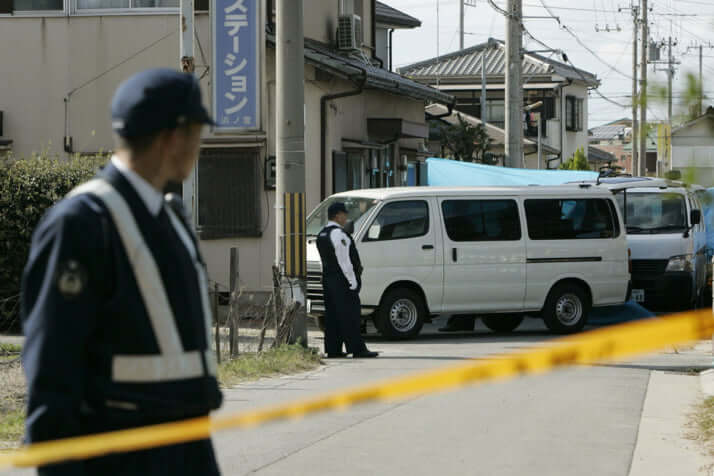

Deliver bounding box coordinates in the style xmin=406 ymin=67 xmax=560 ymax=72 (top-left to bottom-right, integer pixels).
xmin=426 ymin=103 xmax=560 ymax=156
xmin=368 ymin=118 xmax=429 ymax=141
xmin=342 ymin=139 xmax=386 ymax=150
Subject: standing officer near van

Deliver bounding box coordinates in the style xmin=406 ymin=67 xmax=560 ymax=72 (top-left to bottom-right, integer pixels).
xmin=21 ymin=69 xmax=222 ymax=475
xmin=316 ymin=203 xmax=378 ymax=358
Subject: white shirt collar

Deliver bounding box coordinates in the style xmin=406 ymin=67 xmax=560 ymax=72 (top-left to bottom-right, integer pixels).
xmin=326 ymin=220 xmax=342 ymax=229
xmin=111 ymin=155 xmax=164 ymax=217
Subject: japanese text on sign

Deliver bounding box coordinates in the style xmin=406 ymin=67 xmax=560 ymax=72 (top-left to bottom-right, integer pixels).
xmin=212 ymin=0 xmax=260 ymax=131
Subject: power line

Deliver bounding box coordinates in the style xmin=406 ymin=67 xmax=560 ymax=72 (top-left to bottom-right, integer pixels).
xmin=536 ymin=0 xmax=634 ymax=80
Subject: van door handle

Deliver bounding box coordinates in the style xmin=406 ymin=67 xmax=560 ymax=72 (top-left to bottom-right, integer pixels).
xmin=452 ymin=248 xmax=457 ymax=262
xmin=422 ymin=244 xmax=434 ymax=250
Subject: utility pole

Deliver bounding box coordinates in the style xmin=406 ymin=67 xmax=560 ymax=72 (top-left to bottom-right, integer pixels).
xmin=619 ymin=3 xmax=639 ymax=175
xmin=276 ymin=0 xmax=307 ymax=345
xmin=460 ymin=0 xmax=464 ymax=50
xmin=505 ymin=0 xmax=523 ymax=168
xmin=481 ymin=47 xmax=487 ymax=122
xmin=180 ymin=0 xmax=196 ymax=218
xmin=639 ymin=0 xmax=648 ymax=176
xmin=700 ymin=45 xmax=704 ymax=116
xmin=667 ymin=36 xmax=673 ymax=133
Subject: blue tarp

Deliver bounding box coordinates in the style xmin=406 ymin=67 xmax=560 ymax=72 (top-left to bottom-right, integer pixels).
xmin=704 ymin=188 xmax=714 ymax=254
xmin=426 ymin=157 xmax=599 ymax=186
xmin=588 ymin=301 xmax=656 ymax=326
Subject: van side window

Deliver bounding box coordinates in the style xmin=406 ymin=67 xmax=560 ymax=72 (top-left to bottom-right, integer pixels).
xmin=364 ymin=200 xmax=429 ymax=241
xmin=441 ymin=200 xmax=521 ymax=242
xmin=525 ymin=199 xmax=617 ymax=240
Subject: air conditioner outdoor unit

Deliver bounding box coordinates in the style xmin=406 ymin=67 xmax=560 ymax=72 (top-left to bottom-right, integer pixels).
xmin=337 ymin=14 xmax=362 ymax=51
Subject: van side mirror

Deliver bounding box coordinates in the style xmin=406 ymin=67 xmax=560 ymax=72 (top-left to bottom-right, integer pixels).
xmin=691 ymin=209 xmax=701 ymax=226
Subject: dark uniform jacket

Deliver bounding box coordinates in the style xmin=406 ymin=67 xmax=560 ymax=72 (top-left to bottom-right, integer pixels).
xmin=316 ymin=224 xmax=363 ymax=292
xmin=21 ymin=163 xmax=222 ymax=475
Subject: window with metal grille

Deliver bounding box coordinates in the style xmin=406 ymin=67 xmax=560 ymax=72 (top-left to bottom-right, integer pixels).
xmin=566 ymin=96 xmax=584 ymax=132
xmin=197 ymin=147 xmax=261 ymax=239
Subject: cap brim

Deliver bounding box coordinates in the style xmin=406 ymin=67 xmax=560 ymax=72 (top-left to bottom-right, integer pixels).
xmin=195 ymin=106 xmax=216 ymax=126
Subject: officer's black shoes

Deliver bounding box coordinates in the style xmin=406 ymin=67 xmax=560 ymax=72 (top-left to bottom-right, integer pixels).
xmin=352 ymin=350 xmax=379 ymax=358
xmin=325 ymin=352 xmax=348 ymax=358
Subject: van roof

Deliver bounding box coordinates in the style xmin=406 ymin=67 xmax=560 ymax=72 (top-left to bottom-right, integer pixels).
xmin=330 ymin=185 xmax=616 ymax=200
xmin=566 ymin=176 xmax=705 ymax=193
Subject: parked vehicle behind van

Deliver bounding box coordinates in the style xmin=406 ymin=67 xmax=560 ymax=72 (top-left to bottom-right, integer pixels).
xmin=594 ymin=178 xmax=707 ymax=310
xmin=306 ymin=186 xmax=630 ymax=339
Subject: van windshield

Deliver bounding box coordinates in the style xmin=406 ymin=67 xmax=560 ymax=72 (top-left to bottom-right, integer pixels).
xmin=306 ymin=197 xmax=381 ymax=236
xmin=615 ymin=192 xmax=687 ymax=233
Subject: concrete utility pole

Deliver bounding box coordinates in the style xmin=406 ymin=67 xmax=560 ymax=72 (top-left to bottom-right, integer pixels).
xmin=630 ymin=5 xmax=639 ymax=176
xmin=639 ymin=0 xmax=648 ymax=176
xmin=276 ymin=0 xmax=307 ymax=345
xmin=460 ymin=0 xmax=465 ymax=50
xmin=481 ymin=48 xmax=487 ymax=123
xmin=700 ymin=44 xmax=704 ymax=117
xmin=180 ymin=0 xmax=196 ymax=219
xmin=505 ymin=0 xmax=523 ymax=168
xmin=665 ymin=36 xmax=674 ymax=176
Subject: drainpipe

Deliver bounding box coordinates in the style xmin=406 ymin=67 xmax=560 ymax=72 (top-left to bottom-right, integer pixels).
xmin=320 ymin=68 xmax=368 ymax=200
xmin=389 ymin=28 xmax=394 ymax=71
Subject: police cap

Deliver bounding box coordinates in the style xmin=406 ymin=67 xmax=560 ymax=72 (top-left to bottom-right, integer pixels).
xmin=328 ymin=202 xmax=348 ymax=218
xmin=111 ymin=68 xmax=215 ymax=138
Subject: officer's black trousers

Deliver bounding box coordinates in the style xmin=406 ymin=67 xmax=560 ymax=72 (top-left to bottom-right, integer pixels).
xmin=322 ymin=277 xmax=367 ymax=355
xmin=41 ymin=438 xmax=221 ymax=475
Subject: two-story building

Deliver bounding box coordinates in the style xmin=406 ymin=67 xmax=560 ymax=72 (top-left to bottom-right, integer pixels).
xmin=0 ymin=0 xmax=452 ymax=292
xmin=399 ymin=38 xmax=599 ymax=168
xmin=589 ymin=118 xmax=633 ymax=173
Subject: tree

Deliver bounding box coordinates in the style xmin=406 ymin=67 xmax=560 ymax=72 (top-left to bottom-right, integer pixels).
xmin=439 ymin=114 xmax=494 ymax=163
xmin=559 ymin=147 xmax=591 ymax=171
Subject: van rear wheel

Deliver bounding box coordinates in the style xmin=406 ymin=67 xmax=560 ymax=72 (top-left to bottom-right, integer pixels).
xmin=542 ymin=283 xmax=590 ymax=334
xmin=482 ymin=314 xmax=525 ymax=333
xmin=375 ymin=288 xmax=426 ymax=340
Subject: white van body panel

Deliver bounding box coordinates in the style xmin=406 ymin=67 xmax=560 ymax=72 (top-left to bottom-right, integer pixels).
xmin=306 ymin=186 xmax=630 ymax=322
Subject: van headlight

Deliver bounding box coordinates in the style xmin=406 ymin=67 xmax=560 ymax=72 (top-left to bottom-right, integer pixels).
xmin=665 ymin=254 xmax=694 ymax=272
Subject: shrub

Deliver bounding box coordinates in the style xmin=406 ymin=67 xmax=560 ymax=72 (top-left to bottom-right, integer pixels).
xmin=0 ymin=153 xmax=109 ymax=332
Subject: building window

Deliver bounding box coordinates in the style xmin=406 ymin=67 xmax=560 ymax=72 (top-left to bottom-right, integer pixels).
xmin=9 ymin=0 xmax=63 ymax=11
xmin=197 ymin=147 xmax=261 ymax=239
xmin=75 ymin=0 xmax=176 ymax=9
xmin=565 ymin=96 xmax=584 ymax=132
xmin=485 ymin=99 xmax=505 ymax=128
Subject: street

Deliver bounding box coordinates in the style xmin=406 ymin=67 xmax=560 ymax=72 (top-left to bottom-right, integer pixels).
xmin=210 ymin=318 xmax=711 ymax=476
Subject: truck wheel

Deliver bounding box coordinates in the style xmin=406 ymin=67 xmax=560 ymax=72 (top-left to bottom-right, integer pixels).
xmin=542 ymin=283 xmax=590 ymax=334
xmin=482 ymin=314 xmax=525 ymax=333
xmin=375 ymin=288 xmax=426 ymax=340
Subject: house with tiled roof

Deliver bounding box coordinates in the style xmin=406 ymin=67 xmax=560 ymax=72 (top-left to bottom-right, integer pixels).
xmin=400 ymin=38 xmax=600 ymax=169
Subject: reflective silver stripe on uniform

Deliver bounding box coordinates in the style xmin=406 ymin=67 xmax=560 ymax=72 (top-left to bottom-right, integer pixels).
xmin=68 ymin=179 xmax=216 ymax=381
xmin=166 ymin=207 xmax=218 ymax=375
xmin=111 ymin=350 xmax=215 ymax=382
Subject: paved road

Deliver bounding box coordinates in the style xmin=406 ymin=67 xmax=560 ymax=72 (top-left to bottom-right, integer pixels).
xmin=212 ymin=317 xmax=711 ymax=476
xmin=2 ymin=317 xmax=709 ymax=476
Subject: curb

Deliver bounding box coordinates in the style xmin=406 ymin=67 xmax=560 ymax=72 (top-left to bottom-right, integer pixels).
xmin=701 ymin=368 xmax=714 ymax=397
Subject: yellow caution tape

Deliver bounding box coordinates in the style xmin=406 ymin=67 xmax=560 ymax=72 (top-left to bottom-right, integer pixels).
xmin=1 ymin=309 xmax=712 ymax=470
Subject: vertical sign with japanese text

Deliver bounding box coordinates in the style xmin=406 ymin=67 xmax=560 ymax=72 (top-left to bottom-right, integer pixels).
xmin=212 ymin=0 xmax=260 ymax=132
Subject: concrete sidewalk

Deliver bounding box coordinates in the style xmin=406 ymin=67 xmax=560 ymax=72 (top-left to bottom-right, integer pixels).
xmin=629 ymin=340 xmax=713 ymax=476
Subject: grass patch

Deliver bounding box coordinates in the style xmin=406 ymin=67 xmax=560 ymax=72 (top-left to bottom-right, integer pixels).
xmin=0 ymin=343 xmax=21 ymax=354
xmin=0 ymin=359 xmax=26 ymax=448
xmin=217 ymin=344 xmax=322 ymax=387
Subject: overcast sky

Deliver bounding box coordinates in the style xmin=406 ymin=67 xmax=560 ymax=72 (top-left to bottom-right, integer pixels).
xmin=385 ymin=0 xmax=714 ymax=127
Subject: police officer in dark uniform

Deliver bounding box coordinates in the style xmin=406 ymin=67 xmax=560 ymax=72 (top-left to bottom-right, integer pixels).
xmin=316 ymin=203 xmax=378 ymax=358
xmin=21 ymin=69 xmax=222 ymax=475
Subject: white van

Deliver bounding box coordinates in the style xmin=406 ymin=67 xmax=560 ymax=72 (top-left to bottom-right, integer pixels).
xmin=306 ymin=186 xmax=630 ymax=339
xmin=594 ymin=178 xmax=706 ymax=310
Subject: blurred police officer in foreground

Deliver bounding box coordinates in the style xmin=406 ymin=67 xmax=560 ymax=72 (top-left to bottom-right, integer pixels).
xmin=316 ymin=203 xmax=378 ymax=358
xmin=21 ymin=68 xmax=222 ymax=475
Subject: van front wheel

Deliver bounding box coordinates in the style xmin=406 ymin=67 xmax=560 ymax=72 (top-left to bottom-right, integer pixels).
xmin=542 ymin=283 xmax=590 ymax=334
xmin=376 ymin=288 xmax=426 ymax=340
